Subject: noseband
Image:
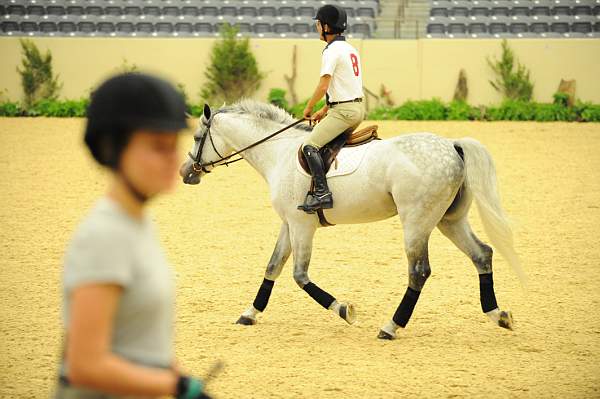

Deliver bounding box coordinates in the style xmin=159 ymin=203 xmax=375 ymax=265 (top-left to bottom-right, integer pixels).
xmin=188 ymin=114 xmax=307 ymax=174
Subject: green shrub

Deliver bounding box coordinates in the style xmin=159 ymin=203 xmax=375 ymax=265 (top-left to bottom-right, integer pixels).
xmin=403 ymin=99 xmax=446 ymax=120
xmin=553 ymin=92 xmax=570 ymax=107
xmin=447 ymin=100 xmax=479 ymax=120
xmin=200 ymin=24 xmax=264 ymax=105
xmin=268 ymin=88 xmax=288 ymax=111
xmin=0 ymin=99 xmax=87 ymax=117
xmin=0 ymin=101 xmax=24 ymax=116
xmin=365 ymin=94 xmax=599 ymax=122
xmin=580 ymin=104 xmax=600 ymax=122
xmin=188 ymin=103 xmax=204 ymax=118
xmin=487 ymin=39 xmax=533 ymax=102
xmin=264 ymin=87 xmax=326 ymax=118
xmin=26 ymin=98 xmax=88 ymax=117
xmin=2 ymin=95 xmax=599 ymax=122
xmin=365 ymin=99 xmax=446 ymax=120
xmin=367 ymin=106 xmax=397 ymax=120
xmin=486 ymin=100 xmax=536 ymax=121
xmin=17 ymin=39 xmax=62 ymax=108
xmin=534 ymin=103 xmax=576 ymax=122
xmin=288 ymin=98 xmax=326 ymax=119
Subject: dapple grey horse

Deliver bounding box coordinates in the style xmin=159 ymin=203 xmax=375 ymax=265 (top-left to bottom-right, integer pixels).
xmin=180 ymin=100 xmax=524 ymax=339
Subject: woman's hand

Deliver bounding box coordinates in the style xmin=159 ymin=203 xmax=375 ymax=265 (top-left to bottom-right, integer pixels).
xmin=171 ymin=358 xmax=182 ymax=375
xmin=176 ymin=375 xmax=213 ymax=399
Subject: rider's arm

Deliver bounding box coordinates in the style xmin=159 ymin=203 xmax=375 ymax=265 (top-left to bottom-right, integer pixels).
xmin=306 ymin=74 xmax=331 ymax=112
xmin=67 ymin=283 xmax=180 ymax=396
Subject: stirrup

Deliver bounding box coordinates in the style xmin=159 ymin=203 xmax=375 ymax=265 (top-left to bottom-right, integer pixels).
xmin=297 ymin=192 xmax=317 ymax=214
xmin=297 ymin=191 xmax=333 ymax=214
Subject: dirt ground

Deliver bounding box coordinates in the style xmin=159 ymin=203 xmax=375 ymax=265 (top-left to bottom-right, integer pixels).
xmin=1 ymin=117 xmax=599 ymax=398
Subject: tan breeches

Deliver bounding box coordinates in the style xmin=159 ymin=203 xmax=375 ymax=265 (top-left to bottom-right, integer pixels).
xmin=303 ymin=102 xmax=365 ymax=149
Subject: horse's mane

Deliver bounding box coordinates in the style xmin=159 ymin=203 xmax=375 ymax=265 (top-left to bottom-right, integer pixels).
xmin=218 ymin=98 xmax=313 ymax=132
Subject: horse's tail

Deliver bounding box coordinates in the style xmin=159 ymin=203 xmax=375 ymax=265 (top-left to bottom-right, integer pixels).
xmin=454 ymin=138 xmax=526 ymax=286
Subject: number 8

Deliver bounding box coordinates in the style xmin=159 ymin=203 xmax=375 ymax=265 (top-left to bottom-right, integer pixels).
xmin=350 ymin=54 xmax=359 ymax=76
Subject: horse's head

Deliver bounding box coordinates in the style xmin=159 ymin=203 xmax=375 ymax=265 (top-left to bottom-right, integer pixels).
xmin=180 ymin=103 xmax=232 ymax=185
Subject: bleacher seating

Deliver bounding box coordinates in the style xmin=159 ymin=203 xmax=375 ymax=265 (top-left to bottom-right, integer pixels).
xmin=0 ymin=0 xmax=380 ymax=39
xmin=426 ymin=0 xmax=600 ymax=38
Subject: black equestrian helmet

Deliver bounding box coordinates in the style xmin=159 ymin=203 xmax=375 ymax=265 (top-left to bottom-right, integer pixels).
xmin=84 ymin=72 xmax=188 ymax=168
xmin=313 ymin=4 xmax=348 ymax=33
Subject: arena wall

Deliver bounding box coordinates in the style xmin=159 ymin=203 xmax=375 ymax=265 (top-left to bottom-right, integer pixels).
xmin=1 ymin=37 xmax=599 ymax=106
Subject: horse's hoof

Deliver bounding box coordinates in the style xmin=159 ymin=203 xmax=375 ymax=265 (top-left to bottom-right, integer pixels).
xmin=377 ymin=330 xmax=395 ymax=340
xmin=236 ymin=315 xmax=256 ymax=326
xmin=339 ymin=302 xmax=356 ymax=325
xmin=498 ymin=310 xmax=513 ymax=330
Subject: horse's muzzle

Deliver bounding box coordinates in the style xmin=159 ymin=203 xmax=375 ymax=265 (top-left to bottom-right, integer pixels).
xmin=183 ymin=173 xmax=201 ymax=185
xmin=180 ymin=161 xmax=201 ymax=185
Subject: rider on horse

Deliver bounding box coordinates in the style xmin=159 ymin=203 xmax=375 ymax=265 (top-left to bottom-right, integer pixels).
xmin=298 ymin=4 xmax=366 ymax=214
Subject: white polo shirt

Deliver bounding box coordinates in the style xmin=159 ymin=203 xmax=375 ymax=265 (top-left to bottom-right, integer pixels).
xmin=319 ymin=36 xmax=364 ymax=103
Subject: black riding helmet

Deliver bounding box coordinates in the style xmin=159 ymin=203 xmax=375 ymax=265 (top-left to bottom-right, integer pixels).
xmin=84 ymin=72 xmax=187 ymax=169
xmin=313 ymin=4 xmax=348 ymax=34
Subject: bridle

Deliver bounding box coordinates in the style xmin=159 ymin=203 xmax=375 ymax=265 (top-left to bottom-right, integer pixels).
xmin=189 ymin=113 xmax=307 ymax=174
xmin=189 ymin=114 xmax=226 ymax=174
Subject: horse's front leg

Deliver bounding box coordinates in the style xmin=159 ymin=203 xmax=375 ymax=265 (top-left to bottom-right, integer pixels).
xmin=290 ymin=222 xmax=356 ymax=325
xmin=236 ymin=222 xmax=292 ymax=325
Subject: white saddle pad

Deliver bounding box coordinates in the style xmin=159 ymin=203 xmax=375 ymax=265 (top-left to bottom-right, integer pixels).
xmin=296 ymin=141 xmax=374 ymax=178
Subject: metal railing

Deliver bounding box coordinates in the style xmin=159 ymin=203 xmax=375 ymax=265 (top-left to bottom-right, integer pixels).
xmin=374 ymin=18 xmax=425 ymax=39
xmin=373 ymin=0 xmax=427 ymax=39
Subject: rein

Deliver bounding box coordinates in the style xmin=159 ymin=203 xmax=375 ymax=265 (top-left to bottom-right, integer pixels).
xmin=190 ymin=116 xmax=307 ymax=173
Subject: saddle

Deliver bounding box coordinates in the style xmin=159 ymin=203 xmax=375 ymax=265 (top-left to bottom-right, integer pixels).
xmin=298 ymin=125 xmax=379 ymax=174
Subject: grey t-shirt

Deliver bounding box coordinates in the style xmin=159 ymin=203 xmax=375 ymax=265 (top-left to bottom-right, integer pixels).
xmin=60 ymin=196 xmax=175 ymax=379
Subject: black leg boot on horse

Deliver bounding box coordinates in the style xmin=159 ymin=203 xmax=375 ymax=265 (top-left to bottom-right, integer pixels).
xmin=298 ymin=145 xmax=334 ymax=214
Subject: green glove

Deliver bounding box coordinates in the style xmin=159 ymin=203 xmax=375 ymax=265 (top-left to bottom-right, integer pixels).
xmin=176 ymin=376 xmax=211 ymax=399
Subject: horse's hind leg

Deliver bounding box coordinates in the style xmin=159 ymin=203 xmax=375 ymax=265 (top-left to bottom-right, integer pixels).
xmin=236 ymin=222 xmax=292 ymax=325
xmin=437 ymin=216 xmax=513 ymax=330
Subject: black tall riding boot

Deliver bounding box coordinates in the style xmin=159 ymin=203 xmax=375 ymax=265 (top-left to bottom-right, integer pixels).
xmin=298 ymin=145 xmax=333 ymax=213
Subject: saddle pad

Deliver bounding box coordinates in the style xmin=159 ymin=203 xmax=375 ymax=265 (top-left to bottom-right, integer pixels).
xmin=296 ymin=141 xmax=375 ymax=178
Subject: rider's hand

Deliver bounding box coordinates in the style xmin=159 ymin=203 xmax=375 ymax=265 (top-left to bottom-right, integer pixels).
xmin=311 ymin=108 xmax=327 ymax=124
xmin=303 ymin=106 xmax=312 ymax=120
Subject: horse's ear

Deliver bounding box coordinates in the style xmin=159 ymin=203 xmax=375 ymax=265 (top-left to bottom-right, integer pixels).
xmin=203 ymin=103 xmax=211 ymax=120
